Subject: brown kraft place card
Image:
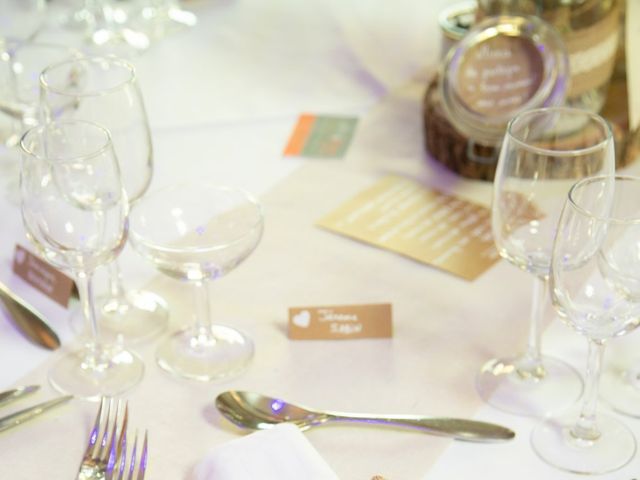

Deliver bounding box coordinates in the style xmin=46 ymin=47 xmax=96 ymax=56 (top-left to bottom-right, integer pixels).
xmin=317 ymin=176 xmax=500 ymax=280
xmin=288 ymin=303 xmax=392 ymax=340
xmin=12 ymin=244 xmax=75 ymax=307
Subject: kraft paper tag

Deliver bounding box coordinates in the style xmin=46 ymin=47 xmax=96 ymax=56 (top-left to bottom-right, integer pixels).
xmin=288 ymin=303 xmax=392 ymax=340
xmin=284 ymin=114 xmax=358 ymax=158
xmin=317 ymin=176 xmax=500 ymax=280
xmin=12 ymin=244 xmax=75 ymax=307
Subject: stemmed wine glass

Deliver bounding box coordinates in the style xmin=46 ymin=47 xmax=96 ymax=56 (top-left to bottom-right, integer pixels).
xmin=19 ymin=119 xmax=144 ymax=399
xmin=40 ymin=55 xmax=168 ymax=344
xmin=133 ymin=0 xmax=197 ymax=41
xmin=477 ymin=107 xmax=615 ymax=417
xmin=128 ymin=183 xmax=263 ymax=381
xmin=0 ymin=41 xmax=79 ymax=146
xmin=86 ymin=0 xmax=151 ymax=52
xmin=531 ymin=175 xmax=640 ymax=474
xmin=0 ymin=0 xmax=47 ymax=42
xmin=0 ymin=41 xmax=79 ymax=202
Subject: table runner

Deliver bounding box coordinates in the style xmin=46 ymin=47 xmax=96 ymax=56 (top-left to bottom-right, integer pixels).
xmin=0 ymin=155 xmax=534 ymax=478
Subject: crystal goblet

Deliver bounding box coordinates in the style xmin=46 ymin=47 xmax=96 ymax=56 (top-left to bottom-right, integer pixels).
xmin=477 ymin=107 xmax=614 ymax=417
xmin=20 ymin=119 xmax=144 ymax=399
xmin=531 ymin=175 xmax=640 ymax=474
xmin=129 ymin=183 xmax=263 ymax=381
xmin=40 ymin=55 xmax=168 ymax=344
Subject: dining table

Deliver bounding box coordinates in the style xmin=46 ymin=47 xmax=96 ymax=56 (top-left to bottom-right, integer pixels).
xmin=1 ymin=0 xmax=640 ymax=478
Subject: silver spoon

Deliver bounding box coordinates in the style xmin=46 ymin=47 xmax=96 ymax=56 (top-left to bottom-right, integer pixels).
xmin=0 ymin=281 xmax=60 ymax=350
xmin=215 ymin=390 xmax=515 ymax=442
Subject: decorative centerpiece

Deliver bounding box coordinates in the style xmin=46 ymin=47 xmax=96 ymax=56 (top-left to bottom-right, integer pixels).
xmin=424 ymin=0 xmax=632 ymax=180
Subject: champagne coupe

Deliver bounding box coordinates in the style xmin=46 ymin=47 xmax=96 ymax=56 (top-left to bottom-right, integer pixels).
xmin=129 ymin=184 xmax=263 ymax=381
xmin=19 ymin=119 xmax=144 ymax=399
xmin=531 ymin=175 xmax=640 ymax=474
xmin=40 ymin=55 xmax=168 ymax=344
xmin=477 ymin=107 xmax=615 ymax=417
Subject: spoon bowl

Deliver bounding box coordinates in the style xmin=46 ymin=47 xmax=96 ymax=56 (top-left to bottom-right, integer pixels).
xmin=215 ymin=390 xmax=515 ymax=442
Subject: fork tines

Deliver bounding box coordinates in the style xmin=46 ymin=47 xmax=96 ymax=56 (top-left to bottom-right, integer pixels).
xmin=77 ymin=397 xmax=147 ymax=480
xmin=110 ymin=428 xmax=148 ymax=480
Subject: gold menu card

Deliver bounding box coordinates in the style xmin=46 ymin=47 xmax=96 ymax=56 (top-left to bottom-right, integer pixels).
xmin=317 ymin=176 xmax=499 ymax=280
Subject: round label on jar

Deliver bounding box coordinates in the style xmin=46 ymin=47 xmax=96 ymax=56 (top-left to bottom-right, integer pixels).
xmin=439 ymin=15 xmax=568 ymax=146
xmin=456 ymin=35 xmax=543 ymax=116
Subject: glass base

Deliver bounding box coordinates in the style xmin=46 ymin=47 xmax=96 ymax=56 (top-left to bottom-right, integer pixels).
xmin=98 ymin=290 xmax=169 ymax=344
xmin=601 ymin=364 xmax=640 ymax=417
xmin=531 ymin=411 xmax=636 ymax=474
xmin=156 ymin=325 xmax=253 ymax=381
xmin=476 ymin=355 xmax=583 ymax=417
xmin=48 ymin=343 xmax=144 ymax=400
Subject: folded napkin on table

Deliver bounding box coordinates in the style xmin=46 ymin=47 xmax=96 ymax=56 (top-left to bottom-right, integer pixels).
xmin=192 ymin=423 xmax=339 ymax=480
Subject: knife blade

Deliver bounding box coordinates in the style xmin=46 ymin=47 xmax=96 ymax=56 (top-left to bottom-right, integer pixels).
xmin=0 ymin=281 xmax=60 ymax=350
xmin=0 ymin=395 xmax=73 ymax=433
xmin=0 ymin=385 xmax=39 ymax=409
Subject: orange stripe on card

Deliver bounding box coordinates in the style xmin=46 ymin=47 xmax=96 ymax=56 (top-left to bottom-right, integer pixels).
xmin=284 ymin=114 xmax=315 ymax=156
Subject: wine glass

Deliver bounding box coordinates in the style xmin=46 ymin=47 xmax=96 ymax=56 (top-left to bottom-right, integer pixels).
xmin=19 ymin=119 xmax=144 ymax=399
xmin=40 ymin=55 xmax=168 ymax=344
xmin=531 ymin=175 xmax=640 ymax=474
xmin=0 ymin=0 xmax=47 ymax=42
xmin=133 ymin=0 xmax=197 ymax=41
xmin=86 ymin=0 xmax=151 ymax=53
xmin=0 ymin=41 xmax=80 ymax=144
xmin=477 ymin=107 xmax=615 ymax=417
xmin=0 ymin=41 xmax=80 ymax=202
xmin=128 ymin=183 xmax=263 ymax=381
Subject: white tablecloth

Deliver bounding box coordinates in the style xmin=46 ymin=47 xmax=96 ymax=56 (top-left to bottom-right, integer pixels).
xmin=1 ymin=1 xmax=640 ymax=478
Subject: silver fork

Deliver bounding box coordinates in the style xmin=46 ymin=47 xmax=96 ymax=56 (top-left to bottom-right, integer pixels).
xmin=108 ymin=429 xmax=148 ymax=480
xmin=76 ymin=398 xmax=128 ymax=480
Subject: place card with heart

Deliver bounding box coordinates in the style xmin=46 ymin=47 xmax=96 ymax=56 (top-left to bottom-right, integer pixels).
xmin=288 ymin=303 xmax=392 ymax=340
xmin=12 ymin=244 xmax=75 ymax=307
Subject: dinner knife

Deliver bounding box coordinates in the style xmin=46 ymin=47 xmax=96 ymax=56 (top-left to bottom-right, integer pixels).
xmin=0 ymin=281 xmax=60 ymax=350
xmin=0 ymin=395 xmax=73 ymax=433
xmin=0 ymin=385 xmax=39 ymax=409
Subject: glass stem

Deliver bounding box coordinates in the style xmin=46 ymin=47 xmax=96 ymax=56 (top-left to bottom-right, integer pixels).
xmin=108 ymin=259 xmax=126 ymax=300
xmin=517 ymin=275 xmax=546 ymax=378
xmin=194 ymin=280 xmax=211 ymax=333
xmin=75 ymin=269 xmax=101 ymax=347
xmin=571 ymin=339 xmax=606 ymax=443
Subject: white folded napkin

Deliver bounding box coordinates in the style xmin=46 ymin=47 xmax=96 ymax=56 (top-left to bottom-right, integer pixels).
xmin=192 ymin=424 xmax=339 ymax=480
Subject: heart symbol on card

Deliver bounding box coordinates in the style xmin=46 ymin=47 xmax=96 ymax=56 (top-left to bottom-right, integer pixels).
xmin=292 ymin=310 xmax=311 ymax=328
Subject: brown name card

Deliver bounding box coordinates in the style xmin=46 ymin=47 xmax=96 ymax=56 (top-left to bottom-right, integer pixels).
xmin=317 ymin=176 xmax=500 ymax=280
xmin=12 ymin=244 xmax=75 ymax=307
xmin=288 ymin=303 xmax=392 ymax=340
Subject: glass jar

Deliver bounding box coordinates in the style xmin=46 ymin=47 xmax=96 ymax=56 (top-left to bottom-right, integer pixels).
xmin=439 ymin=15 xmax=568 ymax=149
xmin=477 ymin=0 xmax=621 ymax=113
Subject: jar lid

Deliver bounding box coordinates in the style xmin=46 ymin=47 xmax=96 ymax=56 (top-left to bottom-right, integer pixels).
xmin=439 ymin=15 xmax=568 ymax=146
xmin=438 ymin=1 xmax=477 ymax=41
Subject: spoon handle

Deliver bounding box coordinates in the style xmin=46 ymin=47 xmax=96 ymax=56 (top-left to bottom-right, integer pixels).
xmin=323 ymin=413 xmax=515 ymax=442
